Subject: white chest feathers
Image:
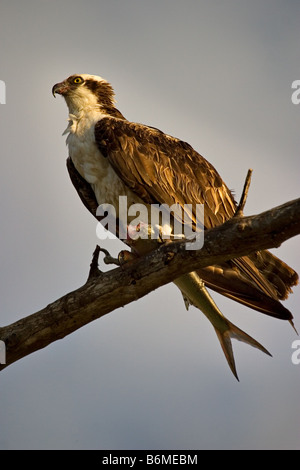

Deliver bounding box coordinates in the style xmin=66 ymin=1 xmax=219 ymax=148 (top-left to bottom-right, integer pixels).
xmin=64 ymin=108 xmax=139 ymax=211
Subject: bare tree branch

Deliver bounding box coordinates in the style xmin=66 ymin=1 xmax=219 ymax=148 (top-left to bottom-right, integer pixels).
xmin=234 ymin=168 xmax=253 ymax=217
xmin=1 ymin=197 xmax=299 ymax=371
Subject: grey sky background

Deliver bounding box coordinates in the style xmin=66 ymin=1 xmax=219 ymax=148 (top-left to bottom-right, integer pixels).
xmin=0 ymin=0 xmax=299 ymax=450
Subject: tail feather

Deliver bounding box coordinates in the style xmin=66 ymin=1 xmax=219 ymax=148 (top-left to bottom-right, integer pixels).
xmin=198 ymin=262 xmax=296 ymax=320
xmin=248 ymin=250 xmax=299 ymax=300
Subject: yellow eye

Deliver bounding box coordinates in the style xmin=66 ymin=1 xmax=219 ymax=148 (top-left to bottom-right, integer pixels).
xmin=73 ymin=77 xmax=83 ymax=84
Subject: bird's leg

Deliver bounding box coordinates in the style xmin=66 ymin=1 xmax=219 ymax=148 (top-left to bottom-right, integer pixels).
xmin=99 ymin=247 xmax=122 ymax=266
xmin=100 ymin=246 xmax=141 ymax=267
xmin=125 ymin=222 xmax=173 ymax=256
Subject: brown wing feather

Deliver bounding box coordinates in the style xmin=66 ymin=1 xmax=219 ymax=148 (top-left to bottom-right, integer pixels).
xmin=69 ymin=118 xmax=298 ymax=320
xmin=95 ymin=118 xmax=237 ymax=228
xmin=67 ymin=157 xmax=99 ymax=219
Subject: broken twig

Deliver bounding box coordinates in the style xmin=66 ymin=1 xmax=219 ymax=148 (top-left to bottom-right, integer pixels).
xmin=234 ymin=168 xmax=253 ymax=217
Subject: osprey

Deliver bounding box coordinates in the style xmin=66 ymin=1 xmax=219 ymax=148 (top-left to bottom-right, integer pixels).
xmin=52 ymin=74 xmax=298 ymax=379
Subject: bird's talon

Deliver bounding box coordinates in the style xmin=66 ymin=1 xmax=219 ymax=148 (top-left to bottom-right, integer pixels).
xmin=99 ymin=247 xmax=121 ymax=266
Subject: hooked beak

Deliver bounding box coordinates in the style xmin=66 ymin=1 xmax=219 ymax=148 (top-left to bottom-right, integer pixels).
xmin=52 ymin=81 xmax=69 ymax=98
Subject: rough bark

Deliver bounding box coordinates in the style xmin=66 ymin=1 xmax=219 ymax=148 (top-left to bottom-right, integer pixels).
xmin=0 ymin=198 xmax=299 ymax=371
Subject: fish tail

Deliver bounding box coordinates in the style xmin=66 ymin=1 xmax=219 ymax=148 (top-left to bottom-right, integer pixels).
xmin=213 ymin=320 xmax=272 ymax=381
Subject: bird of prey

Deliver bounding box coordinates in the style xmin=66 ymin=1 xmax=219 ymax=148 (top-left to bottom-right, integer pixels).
xmin=52 ymin=74 xmax=298 ymax=379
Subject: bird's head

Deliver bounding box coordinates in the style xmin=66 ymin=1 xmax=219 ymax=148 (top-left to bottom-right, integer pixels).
xmin=52 ymin=74 xmax=116 ymax=114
